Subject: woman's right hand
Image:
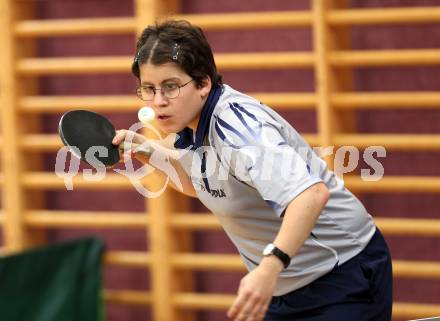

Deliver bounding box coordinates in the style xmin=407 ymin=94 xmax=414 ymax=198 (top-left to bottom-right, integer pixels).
xmin=112 ymin=129 xmax=150 ymax=161
xmin=112 ymin=129 xmax=197 ymax=197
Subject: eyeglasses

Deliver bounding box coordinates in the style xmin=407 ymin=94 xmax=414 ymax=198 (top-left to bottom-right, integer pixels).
xmin=136 ymin=79 xmax=194 ymax=101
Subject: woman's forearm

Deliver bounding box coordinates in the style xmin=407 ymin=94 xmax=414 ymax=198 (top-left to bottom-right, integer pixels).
xmin=134 ymin=145 xmax=197 ymax=198
xmin=260 ymin=182 xmax=330 ymax=269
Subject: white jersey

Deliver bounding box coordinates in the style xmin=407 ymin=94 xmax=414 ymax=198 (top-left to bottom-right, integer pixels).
xmin=175 ymin=84 xmax=376 ymax=296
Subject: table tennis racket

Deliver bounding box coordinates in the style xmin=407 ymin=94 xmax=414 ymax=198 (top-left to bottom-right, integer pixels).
xmin=58 ymin=110 xmax=121 ymax=167
xmin=58 ymin=109 xmax=151 ymax=167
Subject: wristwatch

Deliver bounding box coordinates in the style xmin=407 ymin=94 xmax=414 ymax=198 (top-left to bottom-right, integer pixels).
xmin=263 ymin=243 xmax=291 ymax=269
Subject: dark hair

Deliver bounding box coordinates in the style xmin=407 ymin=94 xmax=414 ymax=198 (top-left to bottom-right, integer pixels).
xmin=132 ymin=20 xmax=222 ymax=88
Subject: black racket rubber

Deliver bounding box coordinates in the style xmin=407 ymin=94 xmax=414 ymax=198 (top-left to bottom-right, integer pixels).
xmin=58 ymin=110 xmax=120 ymax=167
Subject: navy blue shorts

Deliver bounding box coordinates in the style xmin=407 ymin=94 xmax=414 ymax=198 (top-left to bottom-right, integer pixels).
xmin=264 ymin=228 xmax=393 ymax=321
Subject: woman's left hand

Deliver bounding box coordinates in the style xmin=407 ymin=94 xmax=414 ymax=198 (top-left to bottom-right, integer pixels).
xmin=227 ymin=257 xmax=281 ymax=321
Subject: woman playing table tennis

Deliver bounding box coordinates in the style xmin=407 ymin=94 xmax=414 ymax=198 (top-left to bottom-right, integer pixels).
xmin=112 ymin=20 xmax=392 ymax=321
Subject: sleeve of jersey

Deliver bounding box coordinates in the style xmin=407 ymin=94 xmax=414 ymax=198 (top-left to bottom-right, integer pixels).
xmin=212 ymin=102 xmax=323 ymax=217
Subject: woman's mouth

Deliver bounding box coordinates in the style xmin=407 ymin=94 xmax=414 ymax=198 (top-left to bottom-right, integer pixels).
xmin=158 ymin=115 xmax=171 ymax=121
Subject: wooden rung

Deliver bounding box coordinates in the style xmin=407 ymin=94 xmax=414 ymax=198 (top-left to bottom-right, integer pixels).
xmin=251 ymin=92 xmax=316 ymax=109
xmin=16 ymin=91 xmax=440 ymax=114
xmin=171 ymin=298 xmax=439 ymax=318
xmin=171 ymin=299 xmax=440 ymax=317
xmin=344 ymin=176 xmax=440 ymax=193
xmin=216 ymin=52 xmax=314 ymax=69
xmin=17 ymin=50 xmax=440 ymax=75
xmin=104 ymin=290 xmax=152 ymax=305
xmin=19 ymin=133 xmax=318 ymax=152
xmin=25 ymin=210 xmax=220 ymax=230
xmin=15 ymin=17 xmax=135 ymax=37
xmin=104 ymin=251 xmax=244 ymax=271
xmin=105 ymin=251 xmax=151 ymax=267
xmin=25 ymin=211 xmax=218 ymax=229
xmin=169 ymin=293 xmax=440 ymax=317
xmin=176 ymin=11 xmax=312 ymax=29
xmin=101 ymin=291 xmax=440 ymax=317
xmin=329 ymin=7 xmax=440 ymax=25
xmin=19 ymin=173 xmax=440 ymax=193
xmin=22 ymin=134 xmax=62 ymax=151
xmin=25 ymin=210 xmax=148 ymax=228
xmin=18 ymin=122 xmax=440 ymax=154
xmin=393 ymin=260 xmax=440 ymax=279
xmin=15 ymin=11 xmax=312 ymax=38
xmin=333 ymin=92 xmax=440 ymax=109
xmin=19 ymin=93 xmax=316 ymax=113
xmin=393 ymin=302 xmax=440 ymax=320
xmin=172 ymin=253 xmax=244 ymax=271
xmin=14 ymin=8 xmax=440 ymax=38
xmin=376 ymin=217 xmax=440 ymax=237
xmin=24 ymin=211 xmax=440 ymax=238
xmin=20 ymin=133 xmax=318 ymax=153
xmin=23 ymin=172 xmax=134 ymax=189
xmin=173 ymin=293 xmax=234 ymax=310
xmin=174 ymin=295 xmax=440 ymax=318
xmin=104 ymin=251 xmax=440 ymax=279
xmin=333 ymin=134 xmax=440 ymax=150
xmin=330 ymin=49 xmax=440 ymax=67
xmin=171 ymin=213 xmax=221 ymax=230
xmin=20 ymin=95 xmax=141 ymax=112
xmin=17 ymin=56 xmax=131 ymax=75
xmin=17 ymin=52 xmax=314 ymax=75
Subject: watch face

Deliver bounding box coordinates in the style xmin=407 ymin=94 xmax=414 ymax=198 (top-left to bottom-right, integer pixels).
xmin=263 ymin=243 xmax=275 ymax=256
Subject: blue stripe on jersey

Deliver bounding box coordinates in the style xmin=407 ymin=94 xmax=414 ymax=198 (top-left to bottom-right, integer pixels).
xmin=214 ymin=115 xmax=250 ymax=147
xmin=229 ymin=102 xmax=262 ymax=139
xmin=231 ymin=102 xmax=261 ymax=124
xmin=201 ymin=151 xmax=211 ymax=193
xmin=214 ymin=120 xmax=241 ymax=149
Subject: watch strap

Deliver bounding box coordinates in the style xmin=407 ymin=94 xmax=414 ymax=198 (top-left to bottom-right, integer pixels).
xmin=269 ymin=245 xmax=290 ymax=269
xmin=270 ymin=244 xmax=291 ymax=268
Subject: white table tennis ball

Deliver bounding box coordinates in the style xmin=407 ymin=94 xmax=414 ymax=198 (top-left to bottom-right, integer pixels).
xmin=138 ymin=106 xmax=155 ymax=124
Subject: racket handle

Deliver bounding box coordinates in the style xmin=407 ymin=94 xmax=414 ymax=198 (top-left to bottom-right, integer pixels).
xmin=140 ymin=145 xmax=181 ymax=159
xmin=119 ymin=142 xmax=151 ymax=155
xmin=119 ymin=142 xmax=180 ymax=159
xmin=134 ymin=146 xmax=153 ymax=156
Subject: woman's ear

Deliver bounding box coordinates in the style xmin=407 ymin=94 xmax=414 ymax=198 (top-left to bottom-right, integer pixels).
xmin=199 ymin=76 xmax=212 ymax=97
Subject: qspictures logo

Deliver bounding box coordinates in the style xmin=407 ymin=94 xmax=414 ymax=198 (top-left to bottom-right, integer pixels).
xmin=55 ymin=121 xmax=387 ymax=198
xmin=55 ymin=121 xmax=186 ymax=198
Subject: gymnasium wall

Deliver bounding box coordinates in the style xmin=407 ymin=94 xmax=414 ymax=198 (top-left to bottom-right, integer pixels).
xmin=0 ymin=0 xmax=439 ymax=320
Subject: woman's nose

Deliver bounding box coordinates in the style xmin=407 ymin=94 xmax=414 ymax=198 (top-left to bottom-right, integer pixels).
xmin=152 ymin=90 xmax=168 ymax=107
